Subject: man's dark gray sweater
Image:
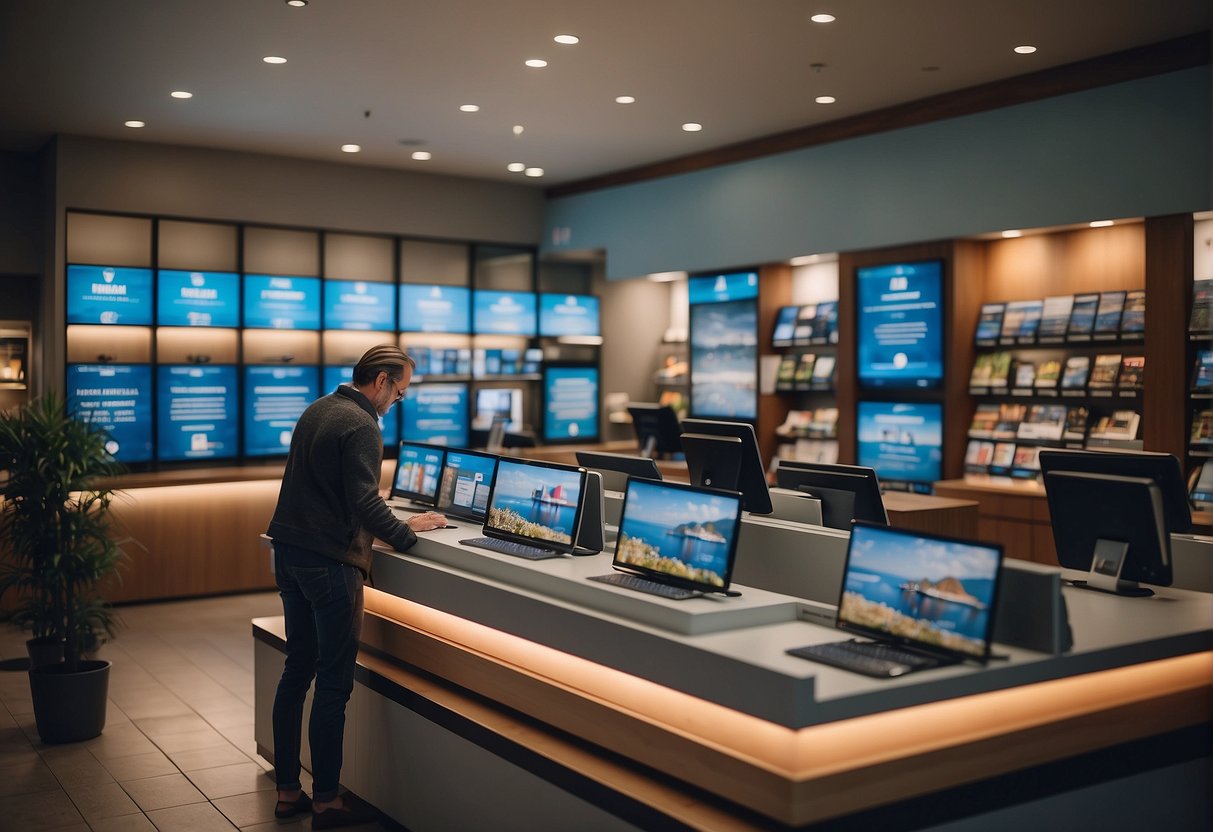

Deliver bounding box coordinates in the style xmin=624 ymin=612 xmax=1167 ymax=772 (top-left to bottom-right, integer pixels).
xmin=267 ymin=385 xmax=416 ymax=576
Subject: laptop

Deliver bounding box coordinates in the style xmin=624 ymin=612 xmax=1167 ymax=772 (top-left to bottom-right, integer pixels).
xmin=787 ymin=522 xmax=1004 ymax=678
xmin=589 ymin=478 xmax=744 ymax=600
xmin=461 ymin=457 xmax=589 ymax=560
xmin=386 ymin=441 xmax=446 ymax=511
xmin=434 ymin=447 xmax=499 ymax=523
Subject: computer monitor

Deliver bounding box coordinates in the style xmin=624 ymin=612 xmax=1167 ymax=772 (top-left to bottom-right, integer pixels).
xmin=390 ymin=441 xmax=446 ymax=507
xmin=574 ymin=451 xmax=662 ymax=493
xmin=681 ymin=433 xmax=743 ymax=492
xmin=1043 ymin=470 xmax=1171 ymax=596
xmin=774 ymin=461 xmax=889 ymax=529
xmin=1037 ymin=448 xmax=1192 ymax=534
xmin=474 ymin=387 xmax=524 ymax=431
xmin=680 ymin=418 xmax=773 ymax=514
xmin=481 ymin=457 xmax=588 ymax=555
xmin=626 ymin=403 xmax=683 ymax=458
xmin=435 ymin=447 xmax=499 ymax=522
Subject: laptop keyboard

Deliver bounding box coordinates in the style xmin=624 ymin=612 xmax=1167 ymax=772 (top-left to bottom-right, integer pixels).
xmin=460 ymin=537 xmax=563 ymax=560
xmin=588 ymin=573 xmax=698 ymax=600
xmin=787 ymin=640 xmax=946 ymax=678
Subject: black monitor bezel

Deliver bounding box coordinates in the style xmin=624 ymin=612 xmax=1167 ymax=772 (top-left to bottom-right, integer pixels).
xmin=774 ymin=460 xmax=889 ymax=527
xmin=679 ymin=418 xmax=773 ymax=514
xmin=1038 ymin=448 xmax=1192 ymax=534
xmin=390 ymin=441 xmax=447 ymax=504
xmin=626 ymin=402 xmax=684 ymax=456
xmin=434 ymin=446 xmax=499 ymax=522
xmin=480 ymin=456 xmax=588 ymax=555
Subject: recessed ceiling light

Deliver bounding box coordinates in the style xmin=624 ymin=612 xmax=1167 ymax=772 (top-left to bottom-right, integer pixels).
xmin=524 ymin=167 xmax=544 ymax=177
xmin=615 ymin=95 xmax=635 ymax=104
xmin=263 ymin=56 xmax=287 ymax=64
xmin=411 ymin=151 xmax=431 ymax=161
xmin=170 ymin=90 xmax=193 ymax=99
xmin=1090 ymin=220 xmax=1114 ymax=228
xmin=285 ymin=0 xmax=308 ymax=6
xmin=525 ymin=59 xmax=548 ymax=68
xmin=459 ymin=104 xmax=480 ymax=113
xmin=554 ymin=34 xmax=579 ymax=45
xmin=1014 ymin=45 xmax=1037 ymax=54
xmin=810 ymin=14 xmax=836 ymax=23
xmin=647 ymin=271 xmax=686 ymax=283
xmin=507 ymin=163 xmax=526 ymax=172
xmin=789 ymin=255 xmax=820 ymax=266
xmin=341 ymin=144 xmax=361 ymax=153
xmin=124 ymin=120 xmax=145 ymax=128
xmin=512 ymin=125 xmax=524 ymax=135
xmin=1001 ymin=230 xmax=1023 ymax=238
xmin=815 ymin=95 xmax=836 ymax=104
xmin=681 ymin=122 xmax=703 ymax=132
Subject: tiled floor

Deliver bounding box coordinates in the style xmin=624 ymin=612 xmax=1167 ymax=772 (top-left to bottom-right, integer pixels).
xmin=0 ymin=592 xmax=397 ymax=831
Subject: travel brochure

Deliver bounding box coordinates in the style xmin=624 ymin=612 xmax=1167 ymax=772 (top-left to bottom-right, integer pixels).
xmin=974 ymin=291 xmax=1144 ymax=344
xmin=775 ymin=407 xmax=839 ymax=439
xmin=778 ymin=301 xmax=839 ymax=346
xmin=966 ymin=403 xmax=1115 ymax=480
xmin=1191 ymin=280 xmax=1213 ymax=334
xmin=1194 ymin=350 xmax=1213 ymax=391
xmin=969 ymin=351 xmax=1137 ymax=394
xmin=1192 ymin=409 xmax=1213 ymax=447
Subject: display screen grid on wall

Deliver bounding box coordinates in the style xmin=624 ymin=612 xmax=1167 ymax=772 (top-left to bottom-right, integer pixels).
xmin=156 ymin=270 xmax=241 ymax=327
xmin=67 ymin=265 xmax=154 ymax=325
xmin=399 ymin=284 xmax=472 ymax=333
xmin=856 ymin=260 xmax=944 ymax=389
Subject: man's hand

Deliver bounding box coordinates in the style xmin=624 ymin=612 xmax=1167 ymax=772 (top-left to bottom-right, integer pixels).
xmin=407 ymin=511 xmax=449 ymax=532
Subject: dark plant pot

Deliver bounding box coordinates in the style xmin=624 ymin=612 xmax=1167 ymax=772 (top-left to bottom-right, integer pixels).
xmin=26 ymin=636 xmax=64 ymax=668
xmin=29 ymin=659 xmax=110 ymax=743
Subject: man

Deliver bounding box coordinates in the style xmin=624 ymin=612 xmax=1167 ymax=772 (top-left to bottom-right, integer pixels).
xmin=266 ymin=344 xmax=447 ymax=829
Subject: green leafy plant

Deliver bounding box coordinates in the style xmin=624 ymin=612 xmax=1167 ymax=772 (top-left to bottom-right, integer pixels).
xmin=0 ymin=392 xmax=127 ymax=671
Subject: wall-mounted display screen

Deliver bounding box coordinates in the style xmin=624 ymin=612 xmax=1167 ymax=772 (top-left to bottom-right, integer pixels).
xmin=690 ymin=299 xmax=757 ymax=420
xmin=856 ymin=260 xmax=943 ymax=388
xmin=243 ymin=275 xmax=321 ymax=330
xmin=474 ymin=387 xmax=524 ymax=431
xmin=322 ymin=366 xmax=399 ymax=447
xmin=857 ymin=400 xmax=943 ymax=488
xmin=243 ymin=365 xmax=319 ymax=456
xmin=156 ymin=365 xmax=239 ymax=462
xmin=538 ymin=294 xmax=600 ymax=337
xmin=473 ymin=290 xmax=537 ymax=336
xmin=402 ymin=383 xmax=469 ymax=446
xmin=772 ymin=305 xmax=799 ymax=346
xmin=323 ymin=280 xmax=396 ymax=331
xmin=688 ymin=271 xmax=759 ymax=304
xmin=157 ymin=270 xmax=240 ymax=327
xmin=67 ymin=265 xmax=153 ymax=325
xmin=399 ymin=284 xmax=471 ymax=333
xmin=544 ymin=366 xmax=599 ymax=442
xmin=66 ymin=363 xmax=153 ymax=462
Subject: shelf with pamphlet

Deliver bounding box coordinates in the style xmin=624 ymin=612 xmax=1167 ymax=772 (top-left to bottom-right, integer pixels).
xmin=1187 ymin=281 xmax=1213 ymax=460
xmin=770 ymin=301 xmax=839 ymax=465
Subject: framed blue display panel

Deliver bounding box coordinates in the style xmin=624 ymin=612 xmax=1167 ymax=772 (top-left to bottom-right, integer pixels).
xmin=688 ymin=271 xmax=759 ymax=304
xmin=323 ymin=279 xmax=397 ymax=331
xmin=402 ymin=383 xmax=469 ymax=446
xmin=66 ymin=363 xmax=154 ymax=463
xmin=243 ymin=365 xmax=320 ymax=456
xmin=156 ymin=364 xmax=239 ymax=462
xmin=156 ymin=270 xmax=240 ymax=327
xmin=399 ymin=284 xmax=471 ymax=333
xmin=243 ymin=275 xmax=321 ymax=329
xmin=473 ymin=290 xmax=537 ymax=336
xmin=543 ymin=365 xmax=599 ymax=442
xmin=322 ymin=366 xmax=399 ymax=446
xmin=856 ymin=260 xmax=944 ymax=389
xmin=689 ymin=299 xmax=758 ymax=421
xmin=857 ymin=400 xmax=943 ymax=492
xmin=538 ymin=294 xmax=600 ymax=338
xmin=67 ymin=265 xmax=153 ymax=325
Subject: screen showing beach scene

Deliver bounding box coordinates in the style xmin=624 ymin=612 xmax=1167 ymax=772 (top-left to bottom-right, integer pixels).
xmin=613 ymin=480 xmax=742 ymax=589
xmin=485 ymin=459 xmax=584 ymax=546
xmin=839 ymin=524 xmax=1001 ymax=659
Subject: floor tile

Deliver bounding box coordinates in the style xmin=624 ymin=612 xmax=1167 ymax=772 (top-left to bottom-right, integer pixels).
xmin=185 ymin=762 xmax=276 ymax=800
xmin=0 ymin=755 xmax=60 ymax=797
xmin=165 ymin=743 xmax=251 ymax=773
xmin=94 ymin=750 xmax=178 ymax=782
xmin=83 ymin=722 xmax=161 ymax=760
xmin=133 ymin=714 xmax=212 ymax=738
xmin=88 ymin=814 xmax=158 ymax=831
xmin=0 ymin=724 xmax=37 ymax=766
xmin=0 ymin=786 xmax=88 ymax=830
xmin=150 ymin=727 xmax=231 ymax=753
xmin=116 ymin=696 xmax=194 ymax=722
xmin=120 ymin=772 xmax=207 ymax=812
xmin=39 ymin=746 xmax=115 ymax=787
xmin=210 ymin=789 xmax=280 ymax=828
xmin=64 ymin=780 xmax=141 ymax=821
xmin=145 ymin=800 xmax=239 ymax=831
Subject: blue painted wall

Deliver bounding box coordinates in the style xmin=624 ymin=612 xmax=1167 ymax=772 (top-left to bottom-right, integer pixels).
xmin=544 ymin=68 xmax=1212 ymax=280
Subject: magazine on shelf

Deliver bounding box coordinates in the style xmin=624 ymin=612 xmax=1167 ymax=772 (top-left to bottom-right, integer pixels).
xmin=1035 ymin=359 xmax=1062 ymax=388
xmin=1189 ymin=280 xmax=1213 ymax=334
xmin=793 ymin=353 xmax=816 ymax=385
xmin=1088 ymin=409 xmax=1140 ymax=442
xmin=811 ymin=354 xmax=836 ymax=385
xmin=811 ymin=301 xmax=837 ymax=343
xmin=975 ymin=303 xmax=1005 ymax=344
xmin=987 ymin=351 xmax=1012 ymax=388
xmin=793 ymin=305 xmax=817 ymax=343
xmin=1010 ymin=445 xmax=1041 ymax=478
xmin=775 ymin=356 xmax=797 ymax=387
xmin=1192 ymin=409 xmax=1213 ymax=446
xmin=969 ymin=404 xmax=999 ymax=438
xmin=792 ymin=438 xmax=840 ymax=464
xmin=1017 ymin=404 xmax=1067 ymax=441
xmin=1063 ymin=406 xmax=1089 ymax=441
xmin=1120 ymin=290 xmax=1145 ymax=337
xmin=1013 ymin=361 xmax=1036 ymax=389
xmin=1010 ymin=300 xmax=1044 ymax=342
xmin=1038 ymin=295 xmax=1074 ymax=340
xmin=965 ymin=439 xmax=995 ymax=469
xmin=1088 ymin=353 xmax=1122 ymax=387
xmin=1092 ymin=291 xmax=1126 ymax=337
xmin=1117 ymin=356 xmax=1145 ymax=390
xmin=993 ymin=403 xmax=1027 ymax=440
xmin=969 ymin=353 xmax=994 ymax=387
xmin=1067 ymin=293 xmax=1099 ymax=340
xmin=990 ymin=441 xmax=1017 ymax=471
xmin=1061 ymin=355 xmax=1091 ymax=389
xmin=1194 ymin=350 xmax=1213 ymax=392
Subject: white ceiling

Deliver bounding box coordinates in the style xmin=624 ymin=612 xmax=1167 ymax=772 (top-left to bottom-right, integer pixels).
xmin=0 ymin=0 xmax=1207 ymax=187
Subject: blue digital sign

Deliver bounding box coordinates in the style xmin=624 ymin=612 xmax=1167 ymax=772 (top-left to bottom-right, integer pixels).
xmin=322 ymin=366 xmax=399 ymax=447
xmin=323 ymin=280 xmax=397 ymax=331
xmin=402 ymin=383 xmax=469 ymax=447
xmin=544 ymin=366 xmax=599 ymax=442
xmin=243 ymin=275 xmax=321 ymax=330
xmin=857 ymin=401 xmax=943 ymax=486
xmin=67 ymin=265 xmax=153 ymax=325
xmin=690 ymin=300 xmax=757 ymax=420
xmin=399 ymin=284 xmax=471 ymax=333
xmin=856 ymin=261 xmax=944 ymax=388
xmin=156 ymin=270 xmax=240 ymax=327
xmin=688 ymin=272 xmax=759 ymax=305
xmin=244 ymin=366 xmax=319 ymax=456
xmin=156 ymin=365 xmax=239 ymax=461
xmin=473 ymin=290 xmax=537 ymax=336
xmin=66 ymin=363 xmax=153 ymax=463
xmin=538 ymin=294 xmax=600 ymax=337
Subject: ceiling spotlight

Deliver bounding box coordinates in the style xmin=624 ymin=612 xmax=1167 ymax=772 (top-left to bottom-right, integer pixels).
xmin=459 ymin=104 xmax=480 ymax=113
xmin=681 ymin=122 xmax=703 ymax=132
xmin=124 ymin=120 xmax=145 ymax=128
xmin=615 ymin=95 xmax=635 ymax=104
xmin=554 ymin=34 xmax=579 ymax=45
xmin=1001 ymin=230 xmax=1023 ymax=238
xmin=340 ymin=144 xmax=361 ymax=153
xmin=507 ymin=163 xmax=526 ymax=172
xmin=263 ymin=56 xmax=287 ymax=64
xmin=810 ymin=14 xmax=836 ymax=23
xmin=411 ymin=151 xmax=431 ymax=161
xmin=512 ymin=125 xmax=524 ymax=135
xmin=1089 ymin=220 xmax=1114 ymax=228
xmin=1014 ymin=45 xmax=1037 ymax=54
xmin=524 ymin=167 xmax=544 ymax=177
xmin=815 ymin=95 xmax=836 ymax=104
xmin=525 ymin=59 xmax=548 ymax=68
xmin=285 ymin=0 xmax=308 ymax=6
xmin=170 ymin=90 xmax=193 ymax=99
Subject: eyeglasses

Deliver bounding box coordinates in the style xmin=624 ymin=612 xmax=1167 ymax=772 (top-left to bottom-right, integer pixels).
xmin=382 ymin=372 xmax=408 ymax=404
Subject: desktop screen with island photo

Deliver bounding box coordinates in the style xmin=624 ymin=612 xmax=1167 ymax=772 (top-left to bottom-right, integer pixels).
xmin=483 ymin=458 xmax=586 ymax=550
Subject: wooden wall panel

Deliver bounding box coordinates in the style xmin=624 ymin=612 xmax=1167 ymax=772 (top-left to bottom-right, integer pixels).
xmin=1143 ymin=214 xmax=1194 ymax=462
xmin=757 ymin=263 xmax=793 ymax=469
xmin=984 ymin=224 xmax=1144 ymax=299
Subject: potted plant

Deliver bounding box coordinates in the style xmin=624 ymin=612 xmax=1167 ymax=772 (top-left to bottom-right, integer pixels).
xmin=0 ymin=392 xmax=126 ymax=743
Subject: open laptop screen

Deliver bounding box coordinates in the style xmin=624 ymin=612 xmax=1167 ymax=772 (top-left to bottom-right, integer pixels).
xmin=391 ymin=441 xmax=446 ymax=504
xmin=839 ymin=523 xmax=1003 ymax=661
xmin=436 ymin=448 xmax=498 ymax=522
xmin=483 ymin=457 xmax=587 ymax=554
xmin=613 ymin=478 xmax=743 ymax=592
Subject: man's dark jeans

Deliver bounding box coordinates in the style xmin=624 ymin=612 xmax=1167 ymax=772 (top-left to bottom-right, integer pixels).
xmin=271 ymin=541 xmax=364 ymax=803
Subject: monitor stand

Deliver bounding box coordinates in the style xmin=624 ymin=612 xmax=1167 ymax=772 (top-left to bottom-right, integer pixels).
xmin=1072 ymin=538 xmax=1154 ymax=597
xmin=639 ymin=435 xmax=657 ymax=459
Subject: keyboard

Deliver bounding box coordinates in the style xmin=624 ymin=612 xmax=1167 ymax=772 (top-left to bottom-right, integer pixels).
xmin=588 ymin=573 xmax=698 ymax=600
xmin=786 ymin=640 xmax=950 ymax=679
xmin=460 ymin=537 xmax=563 ymax=561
